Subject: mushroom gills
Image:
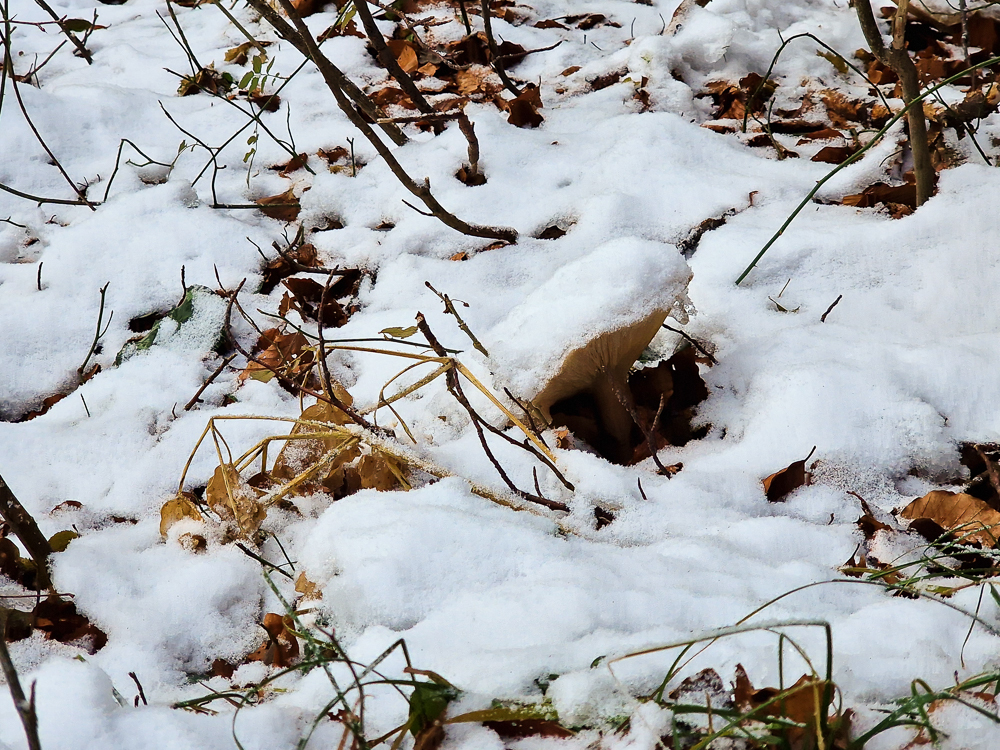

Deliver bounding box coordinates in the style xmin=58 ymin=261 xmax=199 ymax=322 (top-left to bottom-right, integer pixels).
xmin=534 ymin=309 xmax=668 ymax=463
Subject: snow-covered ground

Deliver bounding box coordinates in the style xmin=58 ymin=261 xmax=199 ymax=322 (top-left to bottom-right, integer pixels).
xmin=3 ymin=0 xmax=1000 ymax=747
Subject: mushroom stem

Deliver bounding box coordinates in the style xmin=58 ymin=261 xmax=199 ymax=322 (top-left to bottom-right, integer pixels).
xmin=593 ymin=366 xmax=637 ymax=464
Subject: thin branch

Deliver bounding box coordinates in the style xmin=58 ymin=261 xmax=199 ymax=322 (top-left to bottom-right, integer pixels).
xmin=353 ymin=0 xmax=434 ymax=113
xmin=30 ymin=0 xmax=93 ymax=63
xmin=424 ymin=281 xmax=488 ymax=356
xmin=456 ymin=112 xmax=480 ymax=180
xmin=1 ymin=25 xmax=95 ymax=209
xmin=0 ymin=615 xmax=41 ymax=750
xmin=415 ymin=313 xmax=567 ymax=511
xmin=77 ymin=282 xmax=111 ymax=378
xmin=479 ymin=0 xmax=521 ymax=96
xmin=239 ymin=0 xmax=407 ymax=146
xmin=0 ymin=473 xmax=53 ymax=591
xmin=661 ymin=324 xmax=717 ymax=365
xmin=184 ymin=354 xmax=237 ymax=411
xmin=854 ymin=0 xmax=933 ymax=206
xmin=254 ymin=0 xmax=518 ymax=242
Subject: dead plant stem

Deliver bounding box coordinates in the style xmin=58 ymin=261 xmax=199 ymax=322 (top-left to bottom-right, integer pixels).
xmin=0 ymin=472 xmax=53 ymax=591
xmin=30 ymin=0 xmax=92 ymax=63
xmin=479 ymin=0 xmax=520 ymax=96
xmin=262 ymin=0 xmax=517 ymax=242
xmin=352 ymin=0 xmax=434 ymax=113
xmin=0 ymin=614 xmax=41 ymax=750
xmin=854 ymin=0 xmax=933 ymax=206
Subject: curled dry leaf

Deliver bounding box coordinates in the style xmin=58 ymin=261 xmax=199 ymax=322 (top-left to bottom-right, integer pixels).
xmin=762 ymin=447 xmax=815 ymax=502
xmin=160 ymin=492 xmax=203 ymax=537
xmin=256 ymin=188 xmax=301 ymax=222
xmin=248 ymin=612 xmax=299 ymax=667
xmin=899 ymin=490 xmax=1000 ymax=548
xmin=295 ymin=571 xmax=322 ymax=600
xmin=206 ymin=464 xmax=267 ymax=538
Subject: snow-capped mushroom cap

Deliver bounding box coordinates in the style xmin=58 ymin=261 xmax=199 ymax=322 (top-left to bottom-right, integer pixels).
xmin=532 ymin=307 xmax=669 ymax=419
xmin=487 ymin=237 xmax=693 ymax=407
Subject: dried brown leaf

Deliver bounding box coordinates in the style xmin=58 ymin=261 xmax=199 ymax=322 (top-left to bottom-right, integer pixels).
xmin=900 ymin=490 xmax=1000 ymax=548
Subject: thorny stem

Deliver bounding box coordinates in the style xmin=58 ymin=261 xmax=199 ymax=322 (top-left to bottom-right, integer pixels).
xmin=854 ymin=0 xmax=933 ymax=206
xmin=352 ymin=0 xmax=434 ymax=113
xmin=415 ymin=313 xmax=568 ymax=511
xmin=77 ymin=282 xmax=112 ymax=378
xmin=0 ymin=473 xmax=53 ymax=591
xmin=31 ymin=0 xmax=92 ymax=64
xmin=0 ymin=615 xmax=41 ymax=750
xmin=259 ymin=0 xmax=518 ymax=242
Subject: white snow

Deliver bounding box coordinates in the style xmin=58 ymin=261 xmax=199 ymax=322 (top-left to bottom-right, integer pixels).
xmin=2 ymin=0 xmax=1000 ymax=747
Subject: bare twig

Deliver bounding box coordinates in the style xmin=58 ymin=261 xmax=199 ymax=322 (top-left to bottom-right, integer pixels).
xmin=0 ymin=615 xmax=41 ymax=750
xmin=415 ymin=313 xmax=568 ymax=511
xmin=353 ymin=0 xmax=433 ymax=113
xmin=30 ymin=0 xmax=93 ymax=63
xmin=854 ymin=0 xmax=933 ymax=206
xmin=1 ymin=22 xmax=94 ymax=209
xmin=35 ymin=262 xmax=42 ymax=291
xmin=479 ymin=0 xmax=521 ymax=96
xmin=128 ymin=672 xmax=148 ymax=707
xmin=456 ymin=112 xmax=480 ymax=181
xmin=424 ymin=281 xmax=488 ymax=356
xmin=253 ymin=0 xmax=518 ymax=242
xmin=661 ymin=324 xmax=717 ymax=365
xmin=820 ymin=294 xmax=843 ymax=323
xmin=239 ymin=0 xmax=407 ymax=146
xmin=0 ymin=473 xmax=53 ymax=591
xmin=184 ymin=354 xmax=237 ymax=411
xmin=77 ymin=282 xmax=112 ymax=378
xmin=456 ymin=0 xmax=472 ymax=35
xmin=604 ymin=364 xmax=671 ymax=474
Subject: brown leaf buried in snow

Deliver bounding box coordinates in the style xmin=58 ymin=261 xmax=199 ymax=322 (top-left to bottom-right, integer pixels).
xmin=248 ymin=612 xmax=299 ymax=667
xmin=704 ymin=73 xmax=775 ymax=121
xmin=762 ymin=448 xmax=815 ymax=502
xmin=357 ymin=452 xmax=404 ymax=491
xmin=33 ymin=597 xmax=107 ymax=653
xmin=811 ymin=145 xmax=857 ymax=164
xmin=205 ymin=464 xmax=266 ymax=537
xmin=900 ymin=490 xmax=1000 ymax=548
xmin=281 ymin=276 xmax=350 ymax=328
xmin=256 ymin=188 xmax=300 ymax=222
xmin=841 ymin=180 xmax=918 ymax=214
xmin=260 ymin=241 xmax=320 ymax=295
xmin=159 ymin=492 xmax=203 ymax=537
xmin=506 ymin=85 xmax=544 ymax=128
xmin=224 ymin=41 xmax=272 ymax=66
xmin=270 ymin=398 xmax=359 ymax=493
xmin=240 ymin=329 xmax=316 ymax=390
xmin=269 ymin=153 xmax=308 ymax=177
xmin=295 ymin=571 xmax=322 ymax=600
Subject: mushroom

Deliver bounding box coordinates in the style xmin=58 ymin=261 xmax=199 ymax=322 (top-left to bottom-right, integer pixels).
xmin=486 ymin=237 xmax=692 ymax=461
xmin=532 ymin=308 xmax=668 ymax=462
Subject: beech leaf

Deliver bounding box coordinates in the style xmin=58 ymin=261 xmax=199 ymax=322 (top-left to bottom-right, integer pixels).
xmin=899 ymin=490 xmax=1000 ymax=548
